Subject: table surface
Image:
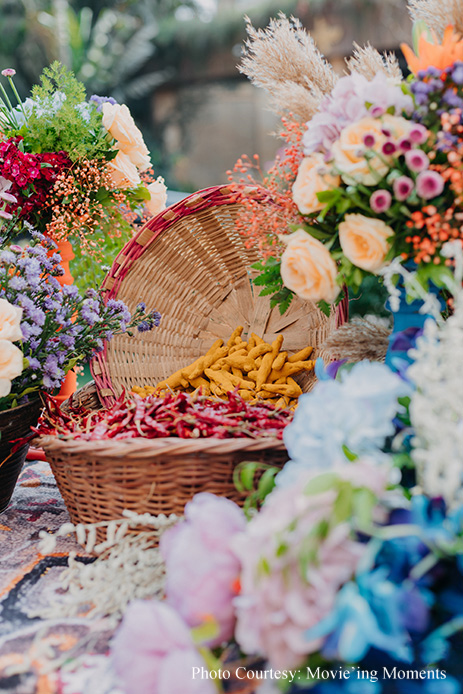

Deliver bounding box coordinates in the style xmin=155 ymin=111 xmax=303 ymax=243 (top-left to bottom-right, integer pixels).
xmin=0 ymin=459 xmax=123 ymax=694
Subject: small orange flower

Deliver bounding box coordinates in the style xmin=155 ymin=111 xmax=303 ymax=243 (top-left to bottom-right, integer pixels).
xmin=401 ymin=25 xmax=463 ymax=74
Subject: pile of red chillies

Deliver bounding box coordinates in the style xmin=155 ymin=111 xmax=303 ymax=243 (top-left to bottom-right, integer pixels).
xmin=36 ymin=390 xmax=293 ymax=441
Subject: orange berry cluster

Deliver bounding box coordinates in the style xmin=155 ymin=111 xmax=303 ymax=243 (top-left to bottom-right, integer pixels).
xmin=227 ymin=117 xmax=306 ymax=258
xmin=45 ymin=159 xmax=128 ymax=254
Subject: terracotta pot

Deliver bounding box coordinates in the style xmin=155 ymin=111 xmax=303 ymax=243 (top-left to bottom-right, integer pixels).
xmin=0 ymin=398 xmax=43 ymax=513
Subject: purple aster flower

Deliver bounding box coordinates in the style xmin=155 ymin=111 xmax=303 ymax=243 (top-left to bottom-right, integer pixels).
xmin=85 ymin=288 xmax=98 ymax=299
xmin=151 ymin=310 xmax=161 ymax=327
xmin=443 ymin=88 xmax=463 ymax=109
xmin=452 ymin=62 xmax=463 ymax=84
xmin=90 ymin=95 xmax=117 ymax=112
xmin=136 ymin=301 xmax=146 ymax=312
xmin=59 ymin=334 xmax=75 ymax=348
xmin=26 ymin=357 xmax=41 ymax=371
xmin=28 ymin=306 xmax=46 ymax=326
xmin=62 ymin=284 xmax=79 ymax=298
xmin=370 ymin=189 xmax=392 ymax=213
xmin=405 ymin=148 xmax=429 ymax=172
xmin=393 ymin=175 xmax=414 ymax=201
xmin=137 ymin=320 xmax=151 ymax=333
xmin=81 ymin=301 xmax=100 ymax=326
xmin=43 ymin=297 xmax=62 ymax=311
xmin=416 ymin=170 xmax=445 ymax=199
xmin=20 ymin=322 xmax=33 ymax=340
xmin=0 ymin=250 xmax=16 ymax=263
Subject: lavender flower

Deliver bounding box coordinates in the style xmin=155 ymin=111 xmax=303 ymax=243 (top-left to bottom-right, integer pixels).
xmin=90 ymin=95 xmax=117 ymax=113
xmin=0 ymin=237 xmax=159 ymax=404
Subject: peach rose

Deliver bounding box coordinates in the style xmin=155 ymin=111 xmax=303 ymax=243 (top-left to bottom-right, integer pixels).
xmin=381 ymin=114 xmax=413 ymax=141
xmin=331 ymin=117 xmax=389 ymax=185
xmin=292 ymin=154 xmax=341 ymax=215
xmin=102 ymin=102 xmax=151 ymax=171
xmin=107 ymin=151 xmax=141 ymax=189
xmin=339 ymin=214 xmax=393 ymax=272
xmin=280 ymin=229 xmax=340 ymax=303
xmin=0 ymin=299 xmax=23 ymax=342
xmin=146 ymin=179 xmax=168 ymax=216
xmin=0 ymin=338 xmax=23 ymax=396
xmin=126 ymin=144 xmax=151 ymax=172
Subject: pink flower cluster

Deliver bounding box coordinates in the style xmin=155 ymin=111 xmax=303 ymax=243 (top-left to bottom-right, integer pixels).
xmin=160 ymin=493 xmax=246 ymax=646
xmin=365 ymin=121 xmax=444 ymax=213
xmin=111 ymin=494 xmax=246 ymax=693
xmin=232 ymin=461 xmax=389 ymax=670
xmin=303 ymin=72 xmax=413 ymax=156
xmin=111 ymin=601 xmax=217 ymax=694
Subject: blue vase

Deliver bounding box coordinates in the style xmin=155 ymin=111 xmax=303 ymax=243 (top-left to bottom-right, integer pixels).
xmin=384 ymin=280 xmax=445 ymax=372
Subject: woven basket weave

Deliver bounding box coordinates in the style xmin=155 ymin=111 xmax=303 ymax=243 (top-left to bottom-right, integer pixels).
xmin=41 ymin=186 xmax=347 ymax=529
xmin=91 ymin=184 xmax=348 ymax=406
xmin=40 ymin=381 xmax=288 ymax=527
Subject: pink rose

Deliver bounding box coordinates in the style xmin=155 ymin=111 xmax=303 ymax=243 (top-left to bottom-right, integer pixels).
xmin=160 ymin=493 xmax=246 ymax=647
xmin=111 ymin=600 xmax=216 ymax=694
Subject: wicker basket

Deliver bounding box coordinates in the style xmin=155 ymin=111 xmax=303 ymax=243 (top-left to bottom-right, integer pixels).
xmin=40 ymin=382 xmax=287 ymax=526
xmin=40 ymin=186 xmax=347 ymax=529
xmin=91 ymin=184 xmax=348 ymax=406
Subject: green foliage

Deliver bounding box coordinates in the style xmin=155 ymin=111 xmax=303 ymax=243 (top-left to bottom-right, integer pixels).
xmin=70 ymin=229 xmax=131 ymax=291
xmin=252 ymin=257 xmax=294 ymax=315
xmin=233 ymin=461 xmax=280 ymax=517
xmin=15 ymin=61 xmax=112 ymax=161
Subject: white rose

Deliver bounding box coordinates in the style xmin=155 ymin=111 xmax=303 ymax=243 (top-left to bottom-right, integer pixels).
xmin=0 ymin=339 xmax=23 ymax=393
xmin=146 ymin=179 xmax=168 ymax=216
xmin=0 ymin=298 xmax=23 ymax=342
xmin=107 ymin=151 xmax=141 ymax=189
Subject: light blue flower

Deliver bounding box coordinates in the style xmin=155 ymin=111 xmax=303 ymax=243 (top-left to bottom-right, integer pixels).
xmin=305 ymin=578 xmax=413 ymax=664
xmin=278 ymin=361 xmax=409 ymax=486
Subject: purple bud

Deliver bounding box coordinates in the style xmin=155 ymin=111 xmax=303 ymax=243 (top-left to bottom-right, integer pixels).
xmin=398 ymin=137 xmax=412 ymax=152
xmin=409 ymin=124 xmax=428 ymax=144
xmin=405 ymin=148 xmax=429 ymax=172
xmin=370 ymin=189 xmax=392 ymax=213
xmin=393 ymin=175 xmax=414 ymax=201
xmin=416 ymin=170 xmax=445 ymax=199
xmin=363 ymin=133 xmax=376 ymax=148
xmin=369 ymin=105 xmax=384 ymax=118
xmin=382 ymin=140 xmax=397 ymax=156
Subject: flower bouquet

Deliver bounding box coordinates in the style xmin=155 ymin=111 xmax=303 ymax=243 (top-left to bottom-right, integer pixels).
xmin=0 ymin=62 xmax=167 ymax=287
xmin=0 ymin=230 xmax=160 ymax=512
xmin=230 ymin=13 xmax=463 ymax=319
xmin=108 ymin=272 xmax=463 ymax=694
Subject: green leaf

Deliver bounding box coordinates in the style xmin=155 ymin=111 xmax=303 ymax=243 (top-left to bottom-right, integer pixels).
xmin=304 ymin=226 xmax=333 ymax=241
xmin=333 ymin=483 xmax=354 ymax=523
xmin=234 ymin=461 xmax=259 ymax=491
xmin=342 ymin=444 xmax=358 ymax=461
xmin=316 ymin=190 xmax=341 ymax=203
xmin=305 ymin=472 xmax=338 ymax=496
xmin=191 ymin=619 xmax=219 ymax=645
xmin=317 ymin=300 xmax=331 ymax=317
xmin=257 ymin=467 xmax=278 ymax=498
xmin=353 ymin=488 xmax=377 ymax=528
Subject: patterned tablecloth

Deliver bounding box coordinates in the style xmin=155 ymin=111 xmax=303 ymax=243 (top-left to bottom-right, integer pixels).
xmin=0 ymin=459 xmax=121 ymax=694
